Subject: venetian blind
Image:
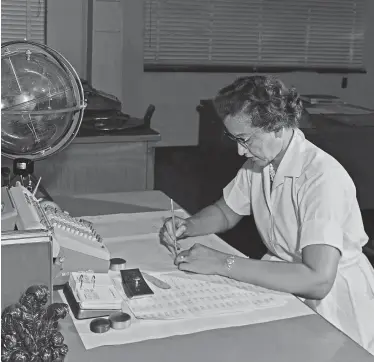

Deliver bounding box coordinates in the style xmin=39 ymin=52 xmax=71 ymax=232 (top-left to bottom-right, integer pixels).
xmin=144 ymin=0 xmax=366 ymax=71
xmin=1 ymin=0 xmax=46 ymax=44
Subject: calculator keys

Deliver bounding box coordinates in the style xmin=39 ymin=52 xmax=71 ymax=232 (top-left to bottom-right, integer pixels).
xmin=43 ymin=206 xmax=103 ymax=244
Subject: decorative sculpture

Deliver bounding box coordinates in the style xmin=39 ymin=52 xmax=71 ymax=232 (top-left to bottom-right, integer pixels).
xmin=1 ymin=285 xmax=69 ymax=362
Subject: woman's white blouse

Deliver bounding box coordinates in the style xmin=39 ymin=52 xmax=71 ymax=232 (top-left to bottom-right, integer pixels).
xmin=223 ymin=128 xmax=374 ymax=354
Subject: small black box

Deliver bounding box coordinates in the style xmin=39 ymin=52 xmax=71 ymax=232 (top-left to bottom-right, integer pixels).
xmin=120 ymin=268 xmax=154 ymax=299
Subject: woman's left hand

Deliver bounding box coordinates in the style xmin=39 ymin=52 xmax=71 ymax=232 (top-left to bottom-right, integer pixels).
xmin=174 ymin=243 xmax=228 ymax=275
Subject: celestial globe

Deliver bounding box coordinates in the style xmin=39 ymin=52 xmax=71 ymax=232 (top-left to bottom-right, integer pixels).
xmin=1 ymin=41 xmax=86 ymax=160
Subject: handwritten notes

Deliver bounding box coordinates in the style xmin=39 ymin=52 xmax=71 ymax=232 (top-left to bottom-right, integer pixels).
xmin=125 ymin=273 xmax=287 ymax=320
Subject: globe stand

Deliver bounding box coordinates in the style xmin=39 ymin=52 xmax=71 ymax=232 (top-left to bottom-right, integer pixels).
xmin=9 ymin=158 xmax=54 ymax=201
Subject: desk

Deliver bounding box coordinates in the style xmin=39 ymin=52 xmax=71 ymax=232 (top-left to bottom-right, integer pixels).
xmin=53 ymin=191 xmax=373 ymax=362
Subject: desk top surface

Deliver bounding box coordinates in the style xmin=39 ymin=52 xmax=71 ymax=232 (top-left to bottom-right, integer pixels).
xmin=300 ymin=112 xmax=374 ymax=130
xmin=53 ymin=191 xmax=373 ymax=362
xmin=73 ymin=126 xmax=161 ymax=144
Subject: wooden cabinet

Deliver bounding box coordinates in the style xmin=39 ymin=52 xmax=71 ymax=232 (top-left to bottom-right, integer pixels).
xmin=2 ymin=131 xmax=160 ymax=196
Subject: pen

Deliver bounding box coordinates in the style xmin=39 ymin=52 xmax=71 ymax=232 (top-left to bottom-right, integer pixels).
xmin=170 ymin=198 xmax=177 ymax=252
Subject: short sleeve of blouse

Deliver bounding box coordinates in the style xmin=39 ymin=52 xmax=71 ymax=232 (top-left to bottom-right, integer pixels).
xmin=223 ymin=162 xmax=252 ymax=216
xmin=298 ymin=170 xmax=351 ymax=254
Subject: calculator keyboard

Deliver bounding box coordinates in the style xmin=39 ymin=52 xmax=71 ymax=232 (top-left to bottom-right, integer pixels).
xmin=42 ymin=205 xmax=108 ymax=261
xmin=7 ymin=183 xmax=110 ymax=263
xmin=44 ymin=206 xmax=102 ymax=243
xmin=26 ymin=193 xmax=52 ymax=231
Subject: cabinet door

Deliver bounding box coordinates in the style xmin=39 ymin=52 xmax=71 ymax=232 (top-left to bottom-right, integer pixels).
xmin=1 ymin=142 xmax=148 ymax=195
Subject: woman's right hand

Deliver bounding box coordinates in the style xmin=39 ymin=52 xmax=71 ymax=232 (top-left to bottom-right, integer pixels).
xmin=159 ymin=216 xmax=189 ymax=254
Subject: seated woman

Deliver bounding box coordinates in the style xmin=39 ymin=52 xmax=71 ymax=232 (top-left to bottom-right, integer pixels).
xmin=160 ymin=75 xmax=374 ymax=355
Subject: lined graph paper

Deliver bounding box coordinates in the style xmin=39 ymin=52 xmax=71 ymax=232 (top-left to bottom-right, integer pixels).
xmin=124 ymin=273 xmax=288 ymax=320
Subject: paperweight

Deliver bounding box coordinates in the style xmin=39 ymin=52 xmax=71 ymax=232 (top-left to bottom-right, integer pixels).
xmin=110 ymin=257 xmax=127 ymax=271
xmin=90 ymin=318 xmax=111 ymax=334
xmin=109 ymin=312 xmax=132 ymax=330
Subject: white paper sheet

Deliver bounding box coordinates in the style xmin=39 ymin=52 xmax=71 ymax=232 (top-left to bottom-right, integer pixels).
xmin=59 ymin=288 xmax=313 ymax=350
xmin=84 ymin=210 xmax=243 ymax=272
xmin=62 ymin=211 xmax=314 ymax=349
xmin=124 ymin=274 xmax=288 ymax=320
xmin=83 ymin=209 xmax=186 ymax=240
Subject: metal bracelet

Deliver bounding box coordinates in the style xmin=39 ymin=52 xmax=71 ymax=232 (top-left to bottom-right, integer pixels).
xmin=225 ymin=255 xmax=236 ymax=274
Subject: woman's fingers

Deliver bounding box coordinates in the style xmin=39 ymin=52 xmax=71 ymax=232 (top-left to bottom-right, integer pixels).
xmin=178 ymin=262 xmax=196 ymax=273
xmin=174 ymin=251 xmax=188 ymax=265
xmin=163 ymin=217 xmax=186 ymax=241
xmin=160 ymin=217 xmax=188 ymax=256
xmin=175 ymin=224 xmax=187 ymax=238
xmin=163 ymin=226 xmax=174 ymax=244
xmin=159 ymin=229 xmax=177 ymax=256
xmin=165 ymin=218 xmax=174 ymax=237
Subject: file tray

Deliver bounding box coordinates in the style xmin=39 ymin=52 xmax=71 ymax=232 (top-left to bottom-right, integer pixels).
xmin=63 ymin=284 xmax=121 ymax=320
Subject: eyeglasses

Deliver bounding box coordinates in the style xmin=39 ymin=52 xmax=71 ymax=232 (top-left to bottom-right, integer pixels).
xmin=223 ymin=128 xmax=250 ymax=148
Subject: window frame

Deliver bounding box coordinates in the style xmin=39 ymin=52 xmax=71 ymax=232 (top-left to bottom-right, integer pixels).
xmin=143 ymin=0 xmax=367 ymax=74
xmin=1 ymin=0 xmax=47 ymax=45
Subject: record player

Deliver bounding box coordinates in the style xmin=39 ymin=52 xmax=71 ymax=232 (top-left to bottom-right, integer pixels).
xmin=80 ymin=79 xmax=155 ymax=132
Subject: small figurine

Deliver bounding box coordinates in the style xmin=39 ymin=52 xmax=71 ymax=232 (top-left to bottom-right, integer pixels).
xmin=1 ymin=285 xmax=69 ymax=362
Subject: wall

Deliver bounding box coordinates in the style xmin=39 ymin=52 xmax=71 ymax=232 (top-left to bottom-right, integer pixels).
xmin=47 ymin=0 xmax=88 ymax=78
xmin=48 ymin=0 xmax=374 ymax=147
xmin=90 ymin=0 xmax=123 ymax=102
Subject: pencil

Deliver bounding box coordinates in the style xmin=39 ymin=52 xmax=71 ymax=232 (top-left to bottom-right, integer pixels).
xmin=33 ymin=176 xmax=42 ymax=196
xmin=170 ymin=198 xmax=177 ymax=252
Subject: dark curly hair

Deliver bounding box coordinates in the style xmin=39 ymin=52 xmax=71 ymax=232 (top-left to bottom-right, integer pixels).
xmin=213 ymin=75 xmax=303 ymax=132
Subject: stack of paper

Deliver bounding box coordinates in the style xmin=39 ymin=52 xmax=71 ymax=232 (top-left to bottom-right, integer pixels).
xmin=69 ymin=272 xmax=122 ymax=310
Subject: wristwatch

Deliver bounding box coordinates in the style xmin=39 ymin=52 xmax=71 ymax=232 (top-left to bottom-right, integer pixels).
xmin=225 ymin=255 xmax=236 ymax=275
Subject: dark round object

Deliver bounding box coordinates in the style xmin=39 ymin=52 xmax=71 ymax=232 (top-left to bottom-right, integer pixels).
xmin=108 ymin=312 xmax=131 ymax=330
xmin=89 ymin=318 xmax=110 ymax=334
xmin=109 ymin=258 xmax=127 ymax=271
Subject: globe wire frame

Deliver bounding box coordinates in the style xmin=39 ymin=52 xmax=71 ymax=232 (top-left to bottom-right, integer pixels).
xmin=1 ymin=40 xmax=86 ymax=161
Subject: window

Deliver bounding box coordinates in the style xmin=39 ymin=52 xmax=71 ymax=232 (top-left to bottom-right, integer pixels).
xmin=144 ymin=0 xmax=367 ymax=73
xmin=1 ymin=0 xmax=46 ymax=44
